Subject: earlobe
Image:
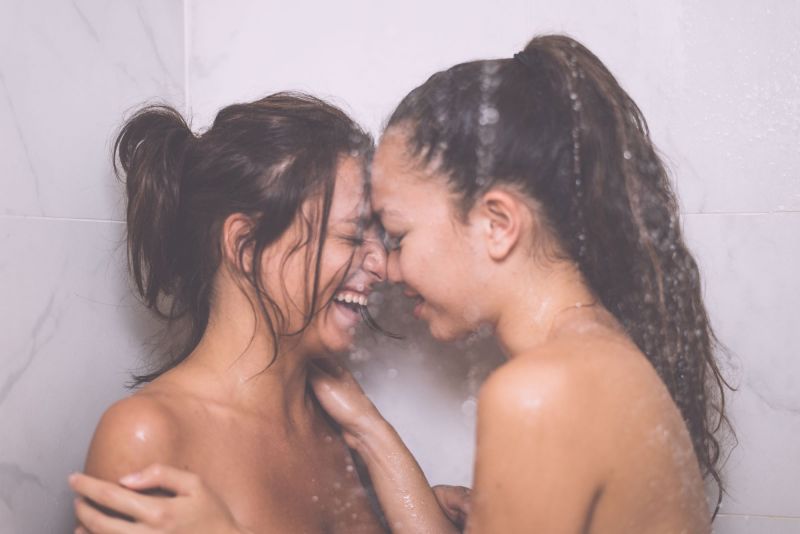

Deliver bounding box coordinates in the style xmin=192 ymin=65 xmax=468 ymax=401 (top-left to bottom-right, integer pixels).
xmin=480 ymin=190 xmax=523 ymax=261
xmin=222 ymin=213 xmax=254 ymax=273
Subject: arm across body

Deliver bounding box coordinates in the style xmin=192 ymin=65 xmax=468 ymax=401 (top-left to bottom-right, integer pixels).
xmin=310 ymin=359 xmax=461 ymax=534
xmin=72 ymin=395 xmax=250 ymax=534
xmin=71 ymin=368 xmax=467 ymax=534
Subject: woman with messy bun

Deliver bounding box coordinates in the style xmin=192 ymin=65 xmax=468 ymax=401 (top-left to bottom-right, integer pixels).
xmin=69 ymin=93 xmax=402 ymax=533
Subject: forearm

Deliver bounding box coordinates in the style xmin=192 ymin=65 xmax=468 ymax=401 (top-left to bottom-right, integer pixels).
xmin=353 ymin=420 xmax=458 ymax=534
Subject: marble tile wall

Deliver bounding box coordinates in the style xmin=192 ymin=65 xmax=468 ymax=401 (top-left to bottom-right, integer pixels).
xmin=186 ymin=1 xmax=800 ymax=531
xmin=2 ymin=1 xmax=797 ymax=532
xmin=0 ymin=1 xmax=183 ymax=532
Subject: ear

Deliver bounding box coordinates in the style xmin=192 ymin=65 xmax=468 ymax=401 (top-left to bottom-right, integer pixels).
xmin=222 ymin=213 xmax=254 ymax=274
xmin=475 ymin=189 xmax=525 ymax=261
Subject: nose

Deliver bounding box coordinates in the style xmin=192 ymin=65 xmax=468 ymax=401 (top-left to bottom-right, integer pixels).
xmin=362 ymin=234 xmax=386 ymax=283
xmin=386 ymin=250 xmax=402 ymax=284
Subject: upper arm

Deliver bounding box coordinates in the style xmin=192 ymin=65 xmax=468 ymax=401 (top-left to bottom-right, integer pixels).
xmin=467 ymin=360 xmax=605 ymax=534
xmin=84 ymin=394 xmax=180 ymax=482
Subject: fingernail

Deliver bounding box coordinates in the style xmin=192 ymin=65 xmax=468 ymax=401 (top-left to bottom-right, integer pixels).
xmin=120 ymin=472 xmax=141 ymax=484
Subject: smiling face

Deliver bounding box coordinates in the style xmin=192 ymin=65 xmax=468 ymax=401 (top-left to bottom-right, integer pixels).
xmin=371 ymin=128 xmax=493 ymax=341
xmin=260 ymin=156 xmax=386 ymax=354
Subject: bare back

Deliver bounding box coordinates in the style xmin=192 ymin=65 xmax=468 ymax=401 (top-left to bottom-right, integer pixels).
xmin=469 ymin=324 xmax=710 ymax=534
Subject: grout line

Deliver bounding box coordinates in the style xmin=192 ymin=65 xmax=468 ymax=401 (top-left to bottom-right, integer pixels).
xmin=716 ymin=512 xmax=800 ymax=520
xmin=183 ymin=0 xmax=192 ymax=121
xmin=0 ymin=214 xmax=124 ymax=224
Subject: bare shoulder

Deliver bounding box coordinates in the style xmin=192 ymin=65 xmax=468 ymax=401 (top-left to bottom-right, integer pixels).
xmin=85 ymin=388 xmax=182 ymax=480
xmin=478 ymin=334 xmax=671 ymax=437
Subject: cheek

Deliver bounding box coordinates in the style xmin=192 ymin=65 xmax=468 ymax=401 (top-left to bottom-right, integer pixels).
xmin=403 ymin=232 xmax=458 ymax=290
xmin=319 ymin=240 xmax=357 ymax=290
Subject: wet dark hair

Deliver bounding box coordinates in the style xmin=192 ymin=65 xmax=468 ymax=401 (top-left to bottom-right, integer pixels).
xmin=387 ymin=34 xmax=732 ymax=514
xmin=114 ymin=92 xmax=373 ymax=385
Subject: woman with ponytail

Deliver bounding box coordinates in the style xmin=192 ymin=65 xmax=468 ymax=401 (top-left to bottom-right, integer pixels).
xmin=359 ymin=33 xmax=729 ymax=532
xmin=72 ymin=35 xmax=731 ymax=534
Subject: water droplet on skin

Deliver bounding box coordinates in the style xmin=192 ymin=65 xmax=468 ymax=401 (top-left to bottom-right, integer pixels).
xmin=572 ymin=101 xmax=582 ymax=111
xmin=324 ymin=435 xmax=333 ymax=443
xmin=312 ymin=495 xmax=319 ymax=503
xmin=623 ymin=150 xmax=632 ymax=160
xmin=346 ymin=465 xmax=354 ymax=473
xmin=569 ymin=92 xmax=578 ymax=100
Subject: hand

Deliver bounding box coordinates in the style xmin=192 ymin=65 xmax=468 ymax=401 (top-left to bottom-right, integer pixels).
xmin=308 ymin=358 xmax=385 ymax=448
xmin=69 ymin=464 xmax=251 ymax=534
xmin=433 ymin=485 xmax=471 ymax=530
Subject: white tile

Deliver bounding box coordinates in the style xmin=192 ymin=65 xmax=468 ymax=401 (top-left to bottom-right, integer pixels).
xmin=187 ymin=0 xmax=535 ymax=134
xmin=527 ymin=0 xmax=800 ymax=213
xmin=0 ymin=217 xmax=159 ymax=533
xmin=713 ymin=514 xmax=800 ymax=534
xmin=0 ymin=0 xmax=184 ymax=220
xmin=190 ymin=0 xmax=800 ymax=214
xmin=684 ymin=213 xmax=800 ymax=517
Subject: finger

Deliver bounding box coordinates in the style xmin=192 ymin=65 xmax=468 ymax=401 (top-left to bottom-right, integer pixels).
xmin=432 ymin=485 xmax=471 ymax=525
xmin=69 ymin=473 xmax=162 ymax=524
xmin=119 ymin=463 xmax=201 ymax=497
xmin=74 ymin=497 xmax=148 ymax=534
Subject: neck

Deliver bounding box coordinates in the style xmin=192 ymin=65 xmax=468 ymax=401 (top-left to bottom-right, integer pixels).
xmin=493 ymin=260 xmax=599 ymax=358
xmin=180 ymin=290 xmax=320 ymax=432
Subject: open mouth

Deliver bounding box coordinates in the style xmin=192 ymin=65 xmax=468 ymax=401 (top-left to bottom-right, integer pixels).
xmin=331 ymin=287 xmax=403 ymax=340
xmin=333 ymin=289 xmax=369 ymax=314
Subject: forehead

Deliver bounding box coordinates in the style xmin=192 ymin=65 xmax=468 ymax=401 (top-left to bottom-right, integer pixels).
xmin=372 ymin=129 xmax=452 ymax=217
xmin=372 ymin=130 xmax=423 ymax=209
xmin=330 ymin=156 xmax=367 ymax=221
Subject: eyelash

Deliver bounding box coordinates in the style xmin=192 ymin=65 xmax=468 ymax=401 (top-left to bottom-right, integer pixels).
xmin=345 ymin=236 xmax=365 ymax=246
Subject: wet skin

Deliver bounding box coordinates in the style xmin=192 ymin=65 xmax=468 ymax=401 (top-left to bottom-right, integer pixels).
xmin=73 ymin=127 xmax=712 ymax=533
xmin=368 ymin=127 xmax=710 ymax=534
xmin=81 ymin=156 xmax=388 ymax=534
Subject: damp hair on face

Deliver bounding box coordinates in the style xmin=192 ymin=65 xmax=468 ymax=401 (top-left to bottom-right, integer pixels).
xmin=114 ymin=92 xmax=381 ymax=385
xmin=386 ymin=33 xmax=734 ymax=516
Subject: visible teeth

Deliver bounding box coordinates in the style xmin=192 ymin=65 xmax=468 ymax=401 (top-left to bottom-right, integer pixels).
xmin=335 ymin=291 xmax=368 ymax=306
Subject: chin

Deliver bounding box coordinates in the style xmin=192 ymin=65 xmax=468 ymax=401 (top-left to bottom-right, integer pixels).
xmin=321 ymin=331 xmax=356 ymax=354
xmin=427 ymin=319 xmax=471 ymax=343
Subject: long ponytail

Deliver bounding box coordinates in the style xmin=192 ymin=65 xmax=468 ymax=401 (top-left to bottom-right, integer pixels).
xmin=386 ymin=34 xmax=732 ymax=512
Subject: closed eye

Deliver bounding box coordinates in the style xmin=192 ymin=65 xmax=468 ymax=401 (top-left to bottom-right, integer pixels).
xmin=383 ymin=233 xmax=404 ymax=251
xmin=344 ymin=235 xmax=365 ymax=247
